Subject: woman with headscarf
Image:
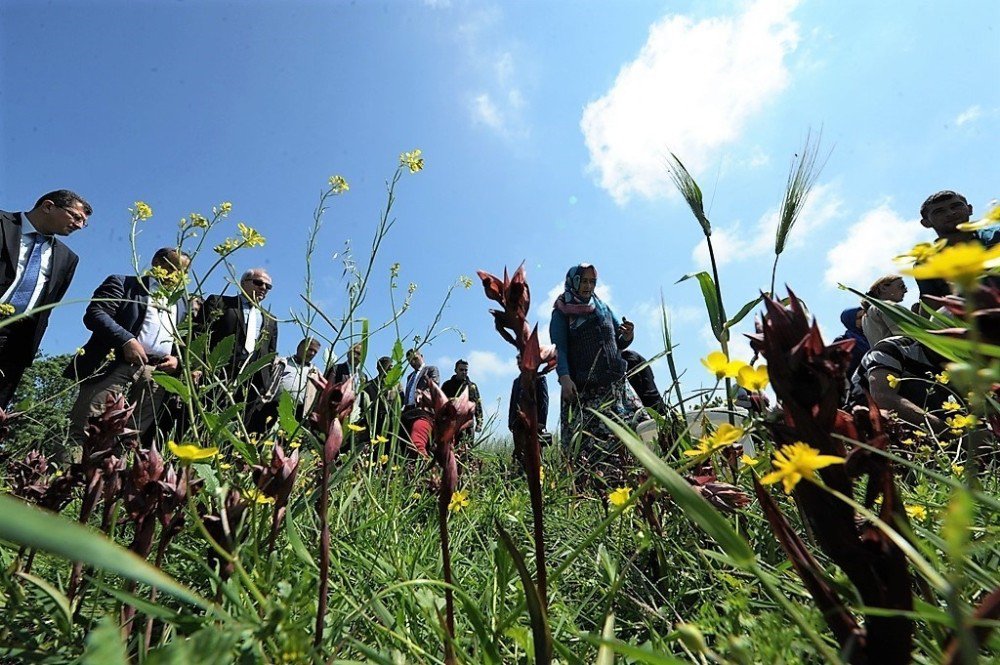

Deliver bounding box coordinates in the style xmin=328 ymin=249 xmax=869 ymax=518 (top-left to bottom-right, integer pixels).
xmin=550 ymin=263 xmax=646 ymax=487
xmin=834 ymin=306 xmax=870 ymax=381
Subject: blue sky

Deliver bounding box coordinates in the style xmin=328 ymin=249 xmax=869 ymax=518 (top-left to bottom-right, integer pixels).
xmin=2 ymin=0 xmax=997 ymax=432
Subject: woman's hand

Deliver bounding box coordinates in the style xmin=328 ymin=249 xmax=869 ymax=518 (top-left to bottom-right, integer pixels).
xmin=559 ymin=375 xmax=577 ymax=402
xmin=618 ymin=317 xmax=634 ymax=344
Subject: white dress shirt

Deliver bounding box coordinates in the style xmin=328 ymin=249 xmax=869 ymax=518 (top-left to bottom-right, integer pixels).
xmin=277 ymin=356 xmax=317 ymax=406
xmin=136 ymin=284 xmax=177 ymax=358
xmin=0 ymin=213 xmax=53 ymax=310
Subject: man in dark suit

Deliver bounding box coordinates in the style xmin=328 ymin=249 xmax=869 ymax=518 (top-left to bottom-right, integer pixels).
xmin=64 ymin=248 xmax=190 ymax=456
xmin=401 ymin=348 xmax=439 ymax=457
xmin=196 ymin=267 xmax=278 ymax=435
xmin=1 ymin=190 xmax=90 ymax=409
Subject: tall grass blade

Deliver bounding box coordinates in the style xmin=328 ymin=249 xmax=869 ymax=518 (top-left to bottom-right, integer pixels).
xmin=496 ymin=519 xmax=553 ymax=665
xmin=665 ymin=153 xmax=711 ymax=236
xmin=0 ymin=495 xmax=209 ymax=610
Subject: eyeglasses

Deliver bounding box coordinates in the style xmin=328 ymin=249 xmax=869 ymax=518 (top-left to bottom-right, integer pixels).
xmin=59 ymin=206 xmax=88 ymax=227
xmin=248 ymin=278 xmax=273 ymax=291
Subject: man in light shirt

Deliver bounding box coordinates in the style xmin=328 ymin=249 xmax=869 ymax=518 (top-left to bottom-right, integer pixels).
xmin=1 ymin=190 xmax=90 ymax=408
xmin=64 ymin=248 xmax=190 ymax=457
xmin=270 ymin=337 xmax=322 ymax=420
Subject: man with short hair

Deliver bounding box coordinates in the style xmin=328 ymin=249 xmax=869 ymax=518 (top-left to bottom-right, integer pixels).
xmin=401 ymin=348 xmax=439 ymax=456
xmin=196 ymin=268 xmax=279 ymax=435
xmin=509 ymin=352 xmax=550 ymax=471
xmin=442 ymin=359 xmax=485 ymax=436
xmin=917 ymin=190 xmax=998 ymax=298
xmin=1 ymin=190 xmax=90 ymax=408
xmin=64 ymin=248 xmax=190 ymax=454
xmin=269 ymin=337 xmax=322 ymax=420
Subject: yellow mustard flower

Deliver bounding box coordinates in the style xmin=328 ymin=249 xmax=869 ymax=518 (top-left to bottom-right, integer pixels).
xmin=219 ymin=462 xmax=233 ymax=470
xmin=167 ymin=440 xmax=219 ymax=463
xmin=347 ymin=423 xmax=366 ymax=432
xmin=900 ymin=438 xmax=915 ymax=446
xmin=902 ymin=242 xmax=1000 ymax=288
xmin=952 ymin=464 xmax=964 ymax=476
xmin=448 ymin=489 xmax=470 ymax=512
xmin=237 ymin=223 xmax=266 ymax=248
xmin=189 ymin=212 xmax=209 ymax=228
xmin=374 ymin=435 xmax=389 ymax=444
xmin=400 ymin=149 xmax=424 ymax=173
xmin=539 ymin=466 xmax=545 ymax=482
xmin=740 ymin=454 xmax=759 ymax=467
xmin=0 ymin=303 xmax=15 ymax=317
xmin=289 ymin=440 xmax=301 ymax=449
xmin=459 ymin=275 xmax=474 ymax=289
xmin=214 ymin=237 xmax=240 ymax=255
xmin=328 ymin=175 xmax=350 ymax=194
xmin=736 ymin=364 xmax=769 ymax=392
xmin=886 ymin=374 xmax=900 ymax=389
xmin=894 ymin=239 xmax=947 ymax=264
xmin=935 ymin=371 xmax=950 ymax=385
xmin=905 ymin=505 xmax=928 ymax=521
xmin=131 ymin=201 xmax=153 ymax=221
xmin=216 ymin=202 xmax=233 ymax=217
xmin=379 ymin=454 xmax=389 ymax=465
xmin=701 ymin=351 xmax=747 ymax=380
xmin=760 ymin=442 xmax=845 ymax=494
xmin=956 ymin=203 xmax=1000 ymax=231
xmin=942 ymin=397 xmax=963 ymax=412
xmin=608 ymin=486 xmax=632 ymax=507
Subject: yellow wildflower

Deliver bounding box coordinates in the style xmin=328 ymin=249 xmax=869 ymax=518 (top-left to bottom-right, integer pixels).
xmin=900 ymin=438 xmax=915 ymax=446
xmin=237 ymin=223 xmax=266 ymax=248
xmin=951 ymin=464 xmax=964 ymax=476
xmin=379 ymin=454 xmax=389 ymax=465
xmin=0 ymin=303 xmax=15 ymax=317
xmin=942 ymin=397 xmax=962 ymax=412
xmin=736 ymin=364 xmax=769 ymax=392
xmin=289 ymin=440 xmax=301 ymax=449
xmin=219 ymin=462 xmax=233 ymax=470
xmin=131 ymin=201 xmax=153 ymax=221
xmin=400 ymin=149 xmax=424 ymax=173
xmin=740 ymin=454 xmax=759 ymax=467
xmin=956 ymin=203 xmax=1000 ymax=231
xmin=905 ymin=505 xmax=927 ymax=521
xmin=459 ymin=275 xmax=474 ymax=289
xmin=448 ymin=489 xmax=470 ymax=512
xmin=701 ymin=351 xmax=747 ymax=380
xmin=374 ymin=435 xmax=389 ymax=444
xmin=760 ymin=442 xmax=845 ymax=494
xmin=167 ymin=440 xmax=219 ymax=463
xmin=539 ymin=466 xmax=545 ymax=482
xmin=74 ymin=347 xmax=85 ymax=356
xmin=328 ymin=175 xmax=350 ymax=194
xmin=262 ymin=439 xmax=275 ymax=447
xmin=216 ymin=202 xmax=233 ymax=217
xmin=214 ymin=237 xmax=240 ymax=255
xmin=189 ymin=212 xmax=209 ymax=228
xmin=347 ymin=423 xmax=366 ymax=432
xmin=886 ymin=374 xmax=900 ymax=389
xmin=935 ymin=371 xmax=950 ymax=385
xmin=246 ymin=488 xmax=275 ymax=505
xmin=894 ymin=239 xmax=947 ymax=264
xmin=608 ymin=486 xmax=632 ymax=507
xmin=946 ymin=413 xmax=978 ymax=434
xmin=902 ymin=242 xmax=1000 ymax=288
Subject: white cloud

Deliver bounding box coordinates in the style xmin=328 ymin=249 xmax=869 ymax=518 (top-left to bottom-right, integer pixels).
xmin=581 ymin=0 xmax=801 ymax=204
xmin=824 ymin=202 xmax=925 ymax=290
xmin=472 ymin=93 xmax=504 ymax=131
xmin=955 ymin=105 xmax=982 ymax=127
xmin=692 ymin=181 xmax=844 ymax=269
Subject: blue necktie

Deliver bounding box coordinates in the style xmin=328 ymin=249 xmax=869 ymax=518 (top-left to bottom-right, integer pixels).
xmin=8 ymin=233 xmax=44 ymax=314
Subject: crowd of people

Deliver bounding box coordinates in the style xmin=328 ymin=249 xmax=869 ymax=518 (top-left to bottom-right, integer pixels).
xmin=0 ymin=188 xmax=995 ymax=470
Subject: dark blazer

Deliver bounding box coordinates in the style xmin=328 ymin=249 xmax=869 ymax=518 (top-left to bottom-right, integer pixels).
xmin=195 ymin=293 xmax=278 ymax=389
xmin=1 ymin=210 xmax=79 ymax=400
xmin=63 ymin=274 xmax=189 ymax=381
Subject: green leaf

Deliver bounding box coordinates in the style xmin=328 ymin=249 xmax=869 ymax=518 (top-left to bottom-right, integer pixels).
xmin=495 ymin=520 xmax=553 ymax=665
xmin=82 ymin=615 xmax=128 ymax=665
xmin=592 ymin=411 xmax=756 ymax=568
xmin=0 ymin=494 xmax=210 ymax=610
xmin=286 ymin=513 xmax=318 ymax=572
xmin=193 ymin=463 xmax=220 ymax=496
xmin=237 ymin=352 xmax=276 ymax=385
xmin=17 ymin=571 xmax=73 ymax=635
xmin=723 ymin=295 xmax=763 ymax=332
xmin=277 ymin=390 xmax=298 ymax=435
xmin=207 ymin=334 xmax=236 ymax=369
xmin=152 ymin=372 xmax=190 ymax=400
xmin=579 ymin=635 xmax=688 ymax=665
xmin=677 ymin=272 xmax=723 ymax=341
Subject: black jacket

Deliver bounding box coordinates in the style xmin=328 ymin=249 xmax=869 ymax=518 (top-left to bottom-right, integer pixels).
xmin=194 ymin=293 xmax=278 ymax=389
